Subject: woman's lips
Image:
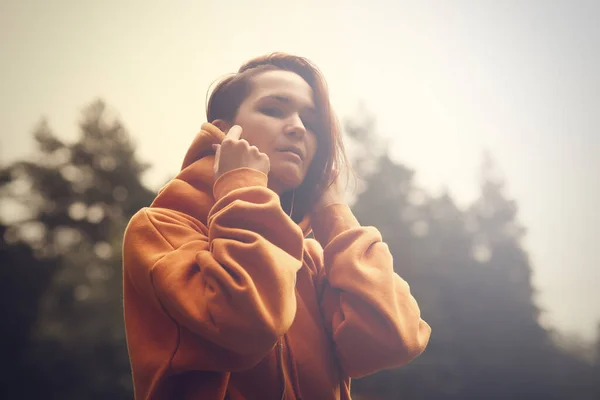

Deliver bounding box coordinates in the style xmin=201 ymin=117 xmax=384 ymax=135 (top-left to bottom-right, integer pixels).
xmin=279 ymin=150 xmax=303 ymax=163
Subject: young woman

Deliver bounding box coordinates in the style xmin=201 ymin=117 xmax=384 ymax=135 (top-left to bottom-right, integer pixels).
xmin=122 ymin=53 xmax=431 ymax=400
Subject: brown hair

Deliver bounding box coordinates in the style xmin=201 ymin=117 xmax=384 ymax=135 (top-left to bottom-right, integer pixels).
xmin=206 ymin=52 xmax=351 ymax=223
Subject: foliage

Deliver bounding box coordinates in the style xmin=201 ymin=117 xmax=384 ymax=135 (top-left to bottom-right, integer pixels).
xmin=0 ymin=100 xmax=154 ymax=399
xmin=1 ymin=101 xmax=597 ymax=399
xmin=344 ymin=116 xmax=599 ymax=399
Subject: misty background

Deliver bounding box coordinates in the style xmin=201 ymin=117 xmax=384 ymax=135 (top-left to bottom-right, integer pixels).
xmin=1 ymin=1 xmax=599 ymax=399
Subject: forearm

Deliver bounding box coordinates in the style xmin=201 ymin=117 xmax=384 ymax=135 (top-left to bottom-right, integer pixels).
xmin=310 ymin=204 xmax=431 ymax=377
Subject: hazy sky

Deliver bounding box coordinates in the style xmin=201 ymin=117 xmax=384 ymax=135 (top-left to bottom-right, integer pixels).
xmin=1 ymin=0 xmax=598 ymax=341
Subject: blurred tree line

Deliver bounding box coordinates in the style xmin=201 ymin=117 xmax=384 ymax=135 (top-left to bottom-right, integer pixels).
xmin=0 ymin=100 xmax=598 ymax=399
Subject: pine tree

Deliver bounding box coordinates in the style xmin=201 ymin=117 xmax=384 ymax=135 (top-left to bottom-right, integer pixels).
xmin=0 ymin=100 xmax=155 ymax=399
xmin=456 ymin=152 xmax=559 ymax=399
xmin=344 ymin=118 xmax=597 ymax=398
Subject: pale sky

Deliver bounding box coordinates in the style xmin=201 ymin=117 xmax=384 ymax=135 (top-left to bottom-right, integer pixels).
xmin=1 ymin=0 xmax=598 ymax=341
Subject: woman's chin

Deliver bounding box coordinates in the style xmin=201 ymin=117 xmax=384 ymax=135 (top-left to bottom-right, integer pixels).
xmin=269 ymin=167 xmax=305 ymax=193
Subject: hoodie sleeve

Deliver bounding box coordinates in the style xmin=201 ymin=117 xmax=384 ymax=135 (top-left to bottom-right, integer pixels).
xmin=123 ymin=168 xmax=303 ymax=368
xmin=307 ymin=203 xmax=431 ymax=378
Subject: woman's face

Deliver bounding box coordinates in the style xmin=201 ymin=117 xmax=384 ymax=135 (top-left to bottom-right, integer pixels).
xmin=219 ymin=70 xmax=319 ymax=194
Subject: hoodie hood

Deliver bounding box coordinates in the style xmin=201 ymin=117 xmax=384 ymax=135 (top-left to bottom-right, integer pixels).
xmin=152 ymin=122 xmax=313 ymax=236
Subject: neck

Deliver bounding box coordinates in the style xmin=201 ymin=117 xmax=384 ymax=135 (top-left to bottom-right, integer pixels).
xmin=267 ymin=177 xmax=288 ymax=195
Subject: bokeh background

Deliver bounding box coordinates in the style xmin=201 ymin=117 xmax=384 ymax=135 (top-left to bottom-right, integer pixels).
xmin=1 ymin=1 xmax=599 ymax=399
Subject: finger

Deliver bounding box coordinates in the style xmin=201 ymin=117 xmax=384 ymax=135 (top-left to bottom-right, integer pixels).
xmin=261 ymin=154 xmax=271 ymax=172
xmin=213 ymin=144 xmax=221 ymax=166
xmin=226 ymin=125 xmax=243 ymax=140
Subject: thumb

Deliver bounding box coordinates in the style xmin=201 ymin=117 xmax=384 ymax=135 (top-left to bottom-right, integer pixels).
xmin=226 ymin=125 xmax=243 ymax=140
xmin=212 ymin=144 xmax=221 ymax=168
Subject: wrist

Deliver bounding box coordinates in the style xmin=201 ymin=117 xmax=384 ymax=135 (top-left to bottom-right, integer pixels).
xmin=213 ymin=167 xmax=268 ymax=201
xmin=310 ymin=203 xmax=359 ymax=246
xmin=311 ymin=201 xmax=346 ymax=216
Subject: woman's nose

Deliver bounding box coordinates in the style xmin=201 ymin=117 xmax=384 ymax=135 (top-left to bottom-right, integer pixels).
xmin=285 ymin=114 xmax=306 ymax=139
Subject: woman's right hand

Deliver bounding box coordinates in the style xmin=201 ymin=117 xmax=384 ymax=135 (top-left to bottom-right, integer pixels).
xmin=212 ymin=125 xmax=270 ymax=181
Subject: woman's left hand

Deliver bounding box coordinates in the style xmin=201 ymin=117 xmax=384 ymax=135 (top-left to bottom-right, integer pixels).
xmin=312 ymin=170 xmax=346 ymax=214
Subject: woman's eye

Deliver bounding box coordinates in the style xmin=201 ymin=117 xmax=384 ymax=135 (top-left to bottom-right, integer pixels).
xmin=261 ymin=107 xmax=283 ymax=117
xmin=303 ymin=119 xmax=317 ymax=132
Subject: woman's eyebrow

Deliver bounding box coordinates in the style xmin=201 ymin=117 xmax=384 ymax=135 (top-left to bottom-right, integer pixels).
xmin=260 ymin=95 xmax=316 ymax=114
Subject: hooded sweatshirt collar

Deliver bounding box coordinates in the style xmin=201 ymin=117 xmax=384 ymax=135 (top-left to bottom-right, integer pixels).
xmin=152 ymin=123 xmax=313 ymax=236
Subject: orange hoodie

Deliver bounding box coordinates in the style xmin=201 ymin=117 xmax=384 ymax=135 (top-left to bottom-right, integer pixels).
xmin=122 ymin=123 xmax=431 ymax=400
